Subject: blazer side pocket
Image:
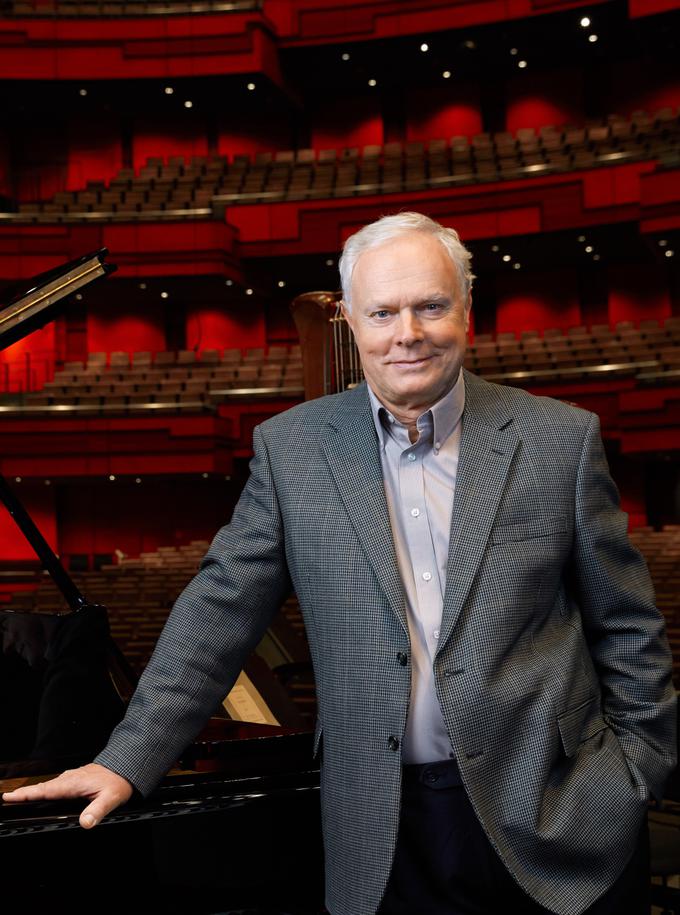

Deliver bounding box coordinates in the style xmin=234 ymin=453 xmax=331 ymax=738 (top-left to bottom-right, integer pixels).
xmin=557 ymin=696 xmax=607 ymax=758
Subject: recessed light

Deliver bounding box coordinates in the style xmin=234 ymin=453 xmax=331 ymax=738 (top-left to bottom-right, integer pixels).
xmin=658 ymin=239 xmax=668 ymax=246
xmin=588 ymin=34 xmax=598 ymax=43
xmin=326 ymin=258 xmax=334 ymax=266
xmin=510 ymin=48 xmax=518 ymax=56
xmin=577 ymin=235 xmax=586 ymax=243
xmin=135 ymin=477 xmax=141 ymax=484
xmin=184 ymin=100 xmax=193 ymax=108
xmin=585 ymin=245 xmax=593 ymax=253
xmin=202 ymin=472 xmax=209 ymax=478
xmin=109 ymin=474 xmax=116 ymax=481
xmin=247 ymin=82 xmax=256 ymax=91
xmin=442 ymin=70 xmax=452 ymax=79
xmin=502 ymin=254 xmax=511 ymax=262
xmin=341 ymin=52 xmax=350 ymax=61
xmin=44 ymin=480 xmax=51 ymax=486
xmin=420 ymin=43 xmax=429 ymax=52
xmin=225 ymin=279 xmax=233 ymax=286
xmin=15 ymin=476 xmax=21 ymax=483
xmin=580 ymin=16 xmax=591 ymax=28
xmin=139 ymin=282 xmax=147 ymax=290
xmin=277 ymin=280 xmax=286 ymax=288
xmin=161 ymin=291 xmax=169 ymax=299
xmin=593 ymin=254 xmax=601 ymax=261
xmin=368 ymin=78 xmax=377 ymax=87
xmin=245 ymin=288 xmax=253 ymax=295
xmin=513 ymin=263 xmax=521 ymax=270
xmin=665 ymin=249 xmax=675 ymax=258
xmin=75 ymin=293 xmax=83 ymax=301
xmin=491 ymin=244 xmax=499 ymax=252
xmin=518 ymin=60 xmax=528 ymax=69
xmin=79 ymin=88 xmax=88 ymax=97
xmin=464 ymin=40 xmax=476 ymax=50
xmin=164 ymin=87 xmax=174 ymax=95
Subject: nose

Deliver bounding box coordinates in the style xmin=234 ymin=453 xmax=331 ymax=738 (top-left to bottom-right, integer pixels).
xmin=395 ymin=308 xmax=424 ymax=346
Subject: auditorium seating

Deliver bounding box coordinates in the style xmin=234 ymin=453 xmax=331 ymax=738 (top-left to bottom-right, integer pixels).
xmin=19 ymin=344 xmax=304 ymax=412
xmin=8 ymin=109 xmax=679 ymax=221
xmin=4 ymin=0 xmax=258 ymax=14
xmin=10 ymin=319 xmax=679 ymax=414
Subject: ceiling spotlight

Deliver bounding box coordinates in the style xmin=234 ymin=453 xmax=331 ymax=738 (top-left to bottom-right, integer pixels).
xmin=491 ymin=244 xmax=499 ymax=252
xmin=164 ymin=86 xmax=174 ymax=95
xmin=161 ymin=291 xmax=169 ymax=299
xmin=325 ymin=258 xmax=334 ymax=266
xmin=341 ymin=52 xmax=350 ymax=61
xmin=368 ymin=78 xmax=377 ymax=87
xmin=15 ymin=476 xmax=21 ymax=483
xmin=585 ymin=245 xmax=593 ymax=253
xmin=75 ymin=293 xmax=83 ymax=301
xmin=580 ymin=16 xmax=591 ymax=28
xmin=577 ymin=235 xmax=586 ymax=243
xmin=665 ymin=249 xmax=675 ymax=258
xmin=245 ymin=288 xmax=253 ymax=295
xmin=109 ymin=474 xmax=116 ymax=481
xmin=277 ymin=280 xmax=286 ymax=288
xmin=463 ymin=40 xmax=476 ymax=50
xmin=510 ymin=48 xmax=518 ymax=56
xmin=139 ymin=282 xmax=147 ymax=290
xmin=247 ymin=82 xmax=256 ymax=91
xmin=135 ymin=477 xmax=141 ymax=484
xmin=518 ymin=60 xmax=528 ymax=69
xmin=420 ymin=43 xmax=429 ymax=52
xmin=44 ymin=479 xmax=51 ymax=486
xmin=184 ymin=100 xmax=193 ymax=108
xmin=202 ymin=472 xmax=209 ymax=478
xmin=79 ymin=88 xmax=88 ymax=97
xmin=225 ymin=278 xmax=233 ymax=286
xmin=588 ymin=34 xmax=598 ymax=43
xmin=502 ymin=254 xmax=511 ymax=262
xmin=658 ymin=239 xmax=668 ymax=246
xmin=513 ymin=263 xmax=521 ymax=270
xmin=593 ymin=254 xmax=601 ymax=261
xmin=442 ymin=70 xmax=452 ymax=79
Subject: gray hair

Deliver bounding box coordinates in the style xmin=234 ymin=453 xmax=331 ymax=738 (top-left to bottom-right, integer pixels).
xmin=338 ymin=211 xmax=475 ymax=311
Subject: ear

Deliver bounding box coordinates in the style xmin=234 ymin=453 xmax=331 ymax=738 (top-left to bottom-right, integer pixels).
xmin=464 ymin=290 xmax=472 ymax=333
xmin=340 ymin=299 xmax=354 ymax=330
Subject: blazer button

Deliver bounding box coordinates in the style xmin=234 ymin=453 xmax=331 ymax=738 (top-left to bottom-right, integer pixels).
xmin=396 ymin=652 xmax=408 ymax=666
xmin=388 ymin=736 xmax=400 ymax=751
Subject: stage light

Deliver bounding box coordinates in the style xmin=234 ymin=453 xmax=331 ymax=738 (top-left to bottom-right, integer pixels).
xmin=247 ymin=82 xmax=256 ymax=91
xmin=666 ymin=249 xmax=675 ymax=258
xmin=246 ymin=288 xmax=253 ymax=295
xmin=502 ymin=254 xmax=511 ymax=262
xmin=585 ymin=245 xmax=593 ymax=253
xmin=588 ymin=34 xmax=598 ymax=43
xmin=420 ymin=43 xmax=429 ymax=52
xmin=79 ymin=88 xmax=88 ymax=97
xmin=442 ymin=71 xmax=452 ymax=79
xmin=278 ymin=280 xmax=286 ymax=287
xmin=184 ymin=100 xmax=193 ymax=109
xmin=164 ymin=87 xmax=174 ymax=95
xmin=161 ymin=291 xmax=169 ymax=299
xmin=580 ymin=17 xmax=591 ymax=28
xmin=518 ymin=60 xmax=528 ymax=69
xmin=368 ymin=78 xmax=377 ymax=87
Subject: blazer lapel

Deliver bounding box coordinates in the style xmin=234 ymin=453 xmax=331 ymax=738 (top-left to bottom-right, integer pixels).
xmin=320 ymin=384 xmax=408 ymax=637
xmin=436 ymin=371 xmax=520 ymax=653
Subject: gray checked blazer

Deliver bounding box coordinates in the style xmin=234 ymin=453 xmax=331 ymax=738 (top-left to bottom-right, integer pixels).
xmin=95 ymin=369 xmax=677 ymax=915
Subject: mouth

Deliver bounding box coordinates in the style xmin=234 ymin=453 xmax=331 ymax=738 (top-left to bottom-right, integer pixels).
xmin=388 ymin=356 xmax=433 ymax=367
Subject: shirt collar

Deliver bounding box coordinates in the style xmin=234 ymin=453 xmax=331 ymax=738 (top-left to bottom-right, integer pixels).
xmin=367 ymin=369 xmax=465 ymax=451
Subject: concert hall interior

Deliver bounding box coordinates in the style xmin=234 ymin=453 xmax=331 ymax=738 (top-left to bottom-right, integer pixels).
xmin=0 ymin=0 xmax=679 ymax=913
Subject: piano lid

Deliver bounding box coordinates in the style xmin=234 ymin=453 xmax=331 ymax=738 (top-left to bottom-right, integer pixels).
xmin=0 ymin=248 xmax=116 ymax=352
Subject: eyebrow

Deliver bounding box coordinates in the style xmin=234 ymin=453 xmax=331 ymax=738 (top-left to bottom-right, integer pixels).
xmin=364 ymin=293 xmax=452 ymax=310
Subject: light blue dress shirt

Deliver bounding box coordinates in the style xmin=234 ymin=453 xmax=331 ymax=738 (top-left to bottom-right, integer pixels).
xmin=368 ymin=370 xmax=465 ymax=763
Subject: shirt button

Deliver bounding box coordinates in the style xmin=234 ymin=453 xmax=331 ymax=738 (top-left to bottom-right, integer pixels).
xmin=422 ymin=571 xmax=432 ymax=581
xmin=388 ymin=736 xmax=400 ymax=751
xmin=410 ymin=508 xmax=420 ymax=517
xmin=407 ymin=453 xmax=417 ymax=462
xmin=435 ymin=441 xmax=441 ymax=449
xmin=433 ymin=629 xmax=440 ymax=639
xmin=396 ymin=652 xmax=408 ymax=666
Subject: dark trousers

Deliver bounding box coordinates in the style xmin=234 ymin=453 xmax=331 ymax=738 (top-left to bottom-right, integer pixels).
xmin=378 ymin=759 xmax=650 ymax=915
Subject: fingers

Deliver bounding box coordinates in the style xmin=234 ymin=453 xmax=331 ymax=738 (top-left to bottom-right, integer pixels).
xmin=2 ymin=764 xmax=134 ymax=830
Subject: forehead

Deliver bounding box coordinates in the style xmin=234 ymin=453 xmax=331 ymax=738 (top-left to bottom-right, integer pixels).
xmin=350 ymin=232 xmax=459 ymax=305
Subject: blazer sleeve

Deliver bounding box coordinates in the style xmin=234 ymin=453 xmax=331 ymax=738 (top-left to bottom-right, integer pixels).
xmin=571 ymin=411 xmax=677 ymax=802
xmin=93 ymin=423 xmax=292 ymax=797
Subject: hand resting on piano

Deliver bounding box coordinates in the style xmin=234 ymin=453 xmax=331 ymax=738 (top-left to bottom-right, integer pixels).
xmin=2 ymin=763 xmax=133 ymax=828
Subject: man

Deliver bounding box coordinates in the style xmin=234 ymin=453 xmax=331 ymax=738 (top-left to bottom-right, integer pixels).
xmin=3 ymin=213 xmax=677 ymax=915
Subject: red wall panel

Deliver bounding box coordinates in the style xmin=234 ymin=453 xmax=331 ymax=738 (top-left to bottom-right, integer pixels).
xmin=495 ymin=269 xmax=581 ymax=334
xmin=87 ymin=299 xmax=166 ymax=354
xmin=218 ymin=111 xmax=295 ymax=160
xmin=66 ymin=118 xmax=123 ymax=191
xmin=310 ymin=95 xmax=383 ymax=151
xmin=607 ymin=264 xmax=671 ymax=325
xmin=132 ymin=116 xmax=209 ymax=170
xmin=0 ymin=324 xmax=56 ymax=392
xmin=0 ymin=482 xmax=57 ymax=560
xmin=505 ymin=69 xmax=583 ymax=133
xmin=185 ymin=301 xmax=266 ymax=352
xmin=405 ymin=85 xmax=483 ymax=141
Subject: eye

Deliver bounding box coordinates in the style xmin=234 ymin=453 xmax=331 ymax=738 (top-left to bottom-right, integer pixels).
xmin=371 ymin=309 xmax=391 ymax=319
xmin=423 ymin=301 xmax=444 ymax=312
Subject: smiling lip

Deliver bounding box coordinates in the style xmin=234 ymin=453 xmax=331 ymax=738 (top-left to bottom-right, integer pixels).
xmin=388 ymin=356 xmax=432 ymax=366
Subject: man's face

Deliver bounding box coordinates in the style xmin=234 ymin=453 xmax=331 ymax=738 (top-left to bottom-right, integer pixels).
xmin=343 ymin=231 xmax=470 ymax=415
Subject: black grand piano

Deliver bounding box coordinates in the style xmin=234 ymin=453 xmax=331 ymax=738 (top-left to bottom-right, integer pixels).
xmin=0 ymin=253 xmax=323 ymax=915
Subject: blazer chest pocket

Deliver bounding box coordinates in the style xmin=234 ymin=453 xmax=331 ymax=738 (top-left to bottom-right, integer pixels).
xmin=489 ymin=514 xmax=567 ymax=544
